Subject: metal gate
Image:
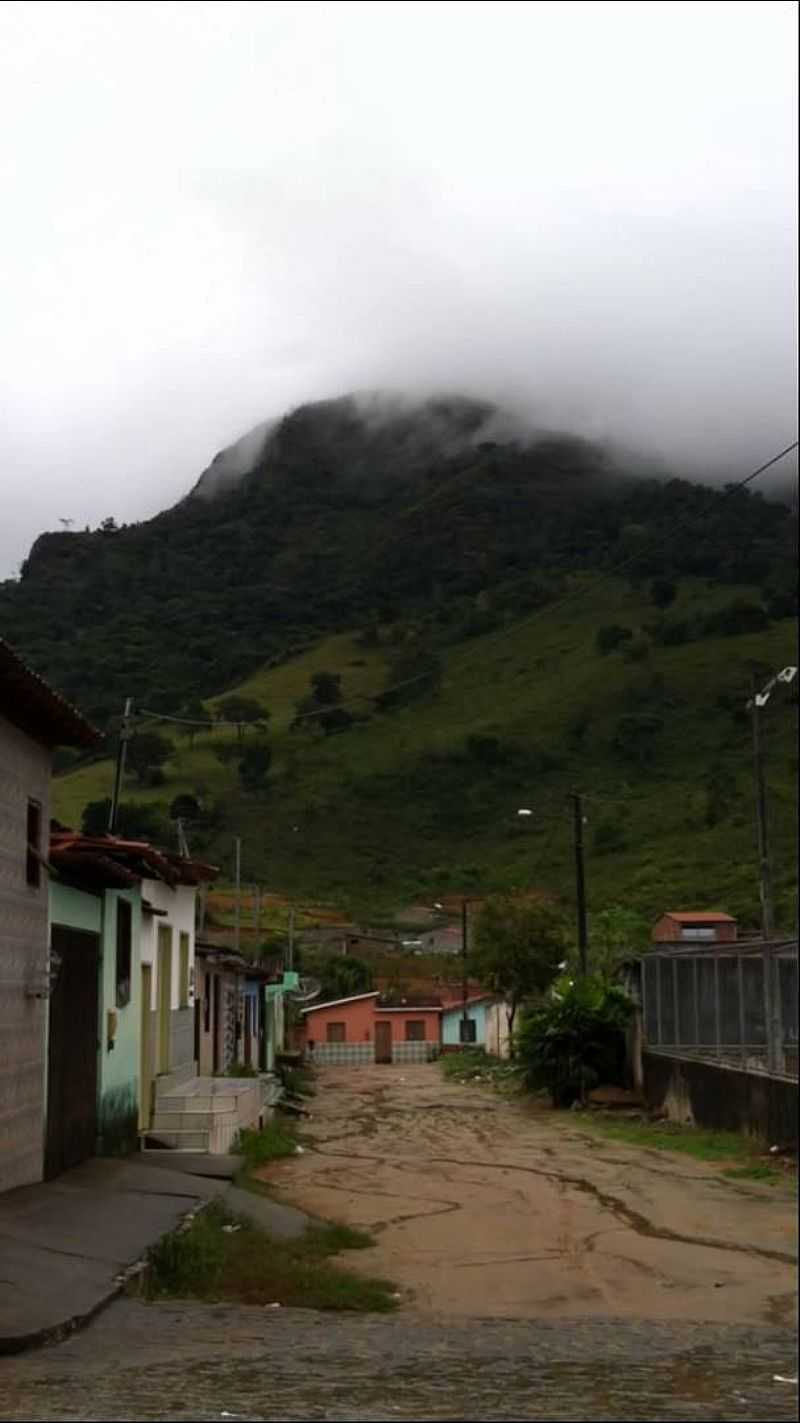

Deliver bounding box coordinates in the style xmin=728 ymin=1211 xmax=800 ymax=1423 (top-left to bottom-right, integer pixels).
xmin=45 ymin=927 xmax=100 ymax=1179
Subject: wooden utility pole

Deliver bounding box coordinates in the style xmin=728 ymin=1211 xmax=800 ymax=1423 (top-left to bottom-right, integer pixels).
xmin=234 ymin=837 xmax=242 ymax=955
xmin=750 ymin=677 xmax=775 ymax=939
xmin=571 ymin=793 xmax=589 ymax=975
xmin=288 ymin=906 xmax=295 ymax=971
xmin=461 ymin=898 xmax=469 ymax=1041
xmin=108 ymin=697 xmax=133 ymax=833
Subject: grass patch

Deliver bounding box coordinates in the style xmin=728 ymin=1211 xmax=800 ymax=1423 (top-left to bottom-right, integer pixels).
xmin=439 ymin=1050 xmax=522 ymax=1092
xmin=236 ymin=1119 xmax=298 ymax=1168
xmin=133 ymin=1201 xmax=397 ymax=1311
xmin=577 ymin=1114 xmax=787 ymax=1171
xmin=721 ymin=1164 xmax=783 ymax=1183
xmin=282 ymin=1065 xmax=317 ymax=1098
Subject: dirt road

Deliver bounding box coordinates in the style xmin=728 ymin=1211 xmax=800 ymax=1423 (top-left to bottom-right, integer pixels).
xmin=264 ymin=1063 xmax=798 ymax=1327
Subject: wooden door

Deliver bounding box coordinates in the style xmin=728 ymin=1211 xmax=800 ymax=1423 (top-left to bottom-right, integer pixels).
xmin=375 ymin=1021 xmax=392 ymax=1064
xmin=139 ymin=964 xmax=153 ymax=1130
xmin=45 ymin=927 xmax=100 ymax=1178
xmin=157 ymin=926 xmax=172 ymax=1074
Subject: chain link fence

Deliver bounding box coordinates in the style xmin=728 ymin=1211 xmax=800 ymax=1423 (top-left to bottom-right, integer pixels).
xmin=642 ymin=941 xmax=798 ymax=1079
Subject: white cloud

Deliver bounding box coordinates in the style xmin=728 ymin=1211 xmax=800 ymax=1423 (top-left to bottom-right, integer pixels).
xmin=0 ymin=0 xmax=796 ymax=573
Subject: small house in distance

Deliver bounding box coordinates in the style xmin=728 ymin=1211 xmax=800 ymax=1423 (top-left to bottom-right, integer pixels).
xmin=301 ymin=991 xmax=443 ymax=1065
xmin=652 ymin=911 xmax=737 ymax=945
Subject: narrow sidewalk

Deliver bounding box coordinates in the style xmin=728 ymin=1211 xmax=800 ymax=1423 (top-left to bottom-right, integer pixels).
xmin=0 ymin=1155 xmax=230 ymax=1353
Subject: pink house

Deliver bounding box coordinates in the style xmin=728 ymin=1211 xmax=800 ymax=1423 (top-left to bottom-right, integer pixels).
xmin=301 ymin=992 xmax=443 ymax=1065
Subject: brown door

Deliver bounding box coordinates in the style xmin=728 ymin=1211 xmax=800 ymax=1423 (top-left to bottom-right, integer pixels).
xmin=375 ymin=1021 xmax=392 ymax=1064
xmin=46 ymin=927 xmax=100 ymax=1178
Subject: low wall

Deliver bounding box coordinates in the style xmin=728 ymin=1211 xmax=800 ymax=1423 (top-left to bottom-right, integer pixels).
xmin=392 ymin=1042 xmax=439 ymax=1064
xmin=310 ymin=1043 xmax=373 ymax=1067
xmin=643 ymin=1051 xmax=798 ymax=1148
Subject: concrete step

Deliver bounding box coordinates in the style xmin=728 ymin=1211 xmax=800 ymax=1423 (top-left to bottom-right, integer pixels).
xmin=155 ymin=1095 xmax=241 ymax=1114
xmin=141 ymin=1127 xmax=210 ymax=1151
xmin=149 ymin=1111 xmax=225 ymax=1132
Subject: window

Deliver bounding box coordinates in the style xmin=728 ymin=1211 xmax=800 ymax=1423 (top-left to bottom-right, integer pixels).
xmin=116 ymin=898 xmax=132 ymax=1007
xmin=26 ymin=799 xmax=41 ymax=887
xmin=179 ymin=932 xmax=190 ymax=1008
xmin=405 ymin=1020 xmax=425 ymax=1042
xmin=459 ymin=1018 xmax=477 ymax=1044
xmin=326 ymin=1021 xmax=346 ymax=1043
xmin=680 ymin=927 xmax=715 ymax=941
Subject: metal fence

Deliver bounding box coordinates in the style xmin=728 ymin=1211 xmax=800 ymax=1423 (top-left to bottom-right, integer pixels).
xmin=641 ymin=940 xmax=798 ymax=1080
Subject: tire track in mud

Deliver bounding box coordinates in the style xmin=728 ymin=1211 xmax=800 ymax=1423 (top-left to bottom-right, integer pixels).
xmin=303 ymin=1140 xmax=798 ymax=1267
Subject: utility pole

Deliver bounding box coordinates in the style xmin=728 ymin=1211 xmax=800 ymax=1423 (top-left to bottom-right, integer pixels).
xmin=108 ymin=697 xmax=133 ymax=834
xmin=461 ymin=898 xmax=470 ymax=1043
xmin=288 ymin=906 xmax=295 ymax=972
xmin=254 ymin=885 xmax=261 ymax=945
xmin=233 ymin=837 xmax=242 ymax=955
xmin=571 ymin=793 xmax=589 ymax=976
xmin=749 ymin=675 xmax=775 ymax=939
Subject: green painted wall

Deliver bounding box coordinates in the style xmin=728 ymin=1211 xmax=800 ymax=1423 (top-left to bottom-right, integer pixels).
xmin=98 ymin=889 xmax=142 ymax=1154
xmin=50 ymin=882 xmax=102 ymax=935
xmin=49 ymin=881 xmax=142 ymax=1155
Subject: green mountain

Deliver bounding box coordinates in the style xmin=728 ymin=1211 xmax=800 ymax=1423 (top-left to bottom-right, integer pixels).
xmin=1 ymin=392 xmax=796 ymax=927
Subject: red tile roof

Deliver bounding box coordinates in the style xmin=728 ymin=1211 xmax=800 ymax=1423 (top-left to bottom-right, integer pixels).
xmin=50 ymin=830 xmax=218 ymax=888
xmin=0 ymin=637 xmax=100 ymax=749
xmin=662 ymin=911 xmax=737 ymax=923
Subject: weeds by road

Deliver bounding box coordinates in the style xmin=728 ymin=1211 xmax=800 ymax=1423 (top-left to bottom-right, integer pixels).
xmin=575 ymin=1115 xmax=795 ymax=1184
xmin=131 ymin=1200 xmax=398 ymax=1312
xmin=439 ymin=1050 xmax=521 ymax=1092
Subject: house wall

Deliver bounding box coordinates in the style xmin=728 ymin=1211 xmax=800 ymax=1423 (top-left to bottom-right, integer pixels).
xmin=98 ymin=888 xmax=142 ymax=1153
xmin=195 ymin=961 xmax=242 ymax=1076
xmin=484 ymin=1001 xmax=511 ymax=1059
xmin=0 ymin=713 xmax=51 ymax=1193
xmin=140 ymin=881 xmax=197 ymax=1077
xmin=643 ymin=1050 xmax=797 ymax=1147
xmin=49 ymin=882 xmax=142 ymax=1156
xmin=442 ymin=1001 xmax=489 ymax=1048
xmin=652 ymin=916 xmax=737 ymax=943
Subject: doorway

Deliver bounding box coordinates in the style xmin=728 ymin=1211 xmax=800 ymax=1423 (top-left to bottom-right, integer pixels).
xmin=45 ymin=927 xmax=100 ymax=1178
xmin=157 ymin=926 xmax=172 ymax=1074
xmin=375 ymin=1021 xmax=392 ymax=1064
xmin=139 ymin=964 xmax=153 ymax=1130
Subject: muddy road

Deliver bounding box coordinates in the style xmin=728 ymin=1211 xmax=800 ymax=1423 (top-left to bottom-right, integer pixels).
xmin=264 ymin=1063 xmax=797 ymax=1327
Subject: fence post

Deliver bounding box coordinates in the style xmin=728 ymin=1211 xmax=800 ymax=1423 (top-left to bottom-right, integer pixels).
xmin=672 ymin=958 xmax=680 ymax=1047
xmin=656 ymin=957 xmax=662 ymax=1046
xmin=737 ymin=954 xmax=746 ymax=1068
xmin=765 ymin=949 xmax=782 ymax=1075
xmin=693 ymin=958 xmax=700 ymax=1050
xmin=714 ymin=955 xmax=721 ymax=1063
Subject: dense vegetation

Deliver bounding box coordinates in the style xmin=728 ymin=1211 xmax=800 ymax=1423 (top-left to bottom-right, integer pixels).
xmin=1 ymin=393 xmax=796 ymax=925
xmin=0 ymin=394 xmax=793 ymax=728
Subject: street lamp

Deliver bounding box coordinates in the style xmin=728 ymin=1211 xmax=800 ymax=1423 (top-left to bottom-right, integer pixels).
xmin=746 ymin=666 xmax=797 ymax=939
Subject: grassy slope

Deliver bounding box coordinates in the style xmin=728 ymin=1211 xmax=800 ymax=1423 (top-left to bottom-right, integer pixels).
xmin=54 ymin=579 xmax=797 ymax=927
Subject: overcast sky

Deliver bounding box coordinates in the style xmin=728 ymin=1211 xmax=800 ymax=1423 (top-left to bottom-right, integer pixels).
xmin=0 ymin=0 xmax=796 ymax=575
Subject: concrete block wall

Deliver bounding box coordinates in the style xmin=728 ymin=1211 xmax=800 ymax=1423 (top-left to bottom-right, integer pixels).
xmin=0 ymin=714 xmax=51 ymax=1193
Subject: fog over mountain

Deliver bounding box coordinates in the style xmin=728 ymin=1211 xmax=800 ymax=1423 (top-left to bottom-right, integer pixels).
xmin=0 ymin=1 xmax=796 ymax=575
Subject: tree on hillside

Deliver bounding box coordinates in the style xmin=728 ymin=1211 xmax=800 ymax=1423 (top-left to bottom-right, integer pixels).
xmin=470 ymin=895 xmax=568 ymax=1054
xmin=218 ymin=695 xmax=269 ymax=741
xmin=377 ymin=648 xmax=442 ymax=711
xmin=586 ymin=907 xmax=650 ymax=982
xmin=81 ymin=798 xmax=169 ymax=843
xmin=319 ymin=955 xmax=373 ymax=1002
xmin=169 ymin=793 xmax=202 ymax=821
xmin=179 ymin=699 xmax=212 ymax=747
xmin=650 ymin=577 xmax=677 ymax=609
xmin=238 ymin=741 xmax=272 ymax=794
xmin=310 ymin=671 xmax=342 ymax=706
xmin=126 ymin=731 xmax=171 ymax=785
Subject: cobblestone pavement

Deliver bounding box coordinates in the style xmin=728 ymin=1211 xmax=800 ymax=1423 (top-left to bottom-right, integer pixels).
xmin=0 ymin=1300 xmax=797 ymax=1421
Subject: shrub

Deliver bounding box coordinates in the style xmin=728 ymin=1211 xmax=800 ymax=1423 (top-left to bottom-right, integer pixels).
xmin=516 ymin=976 xmax=633 ymax=1107
xmin=596 ymin=624 xmax=633 ymax=655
